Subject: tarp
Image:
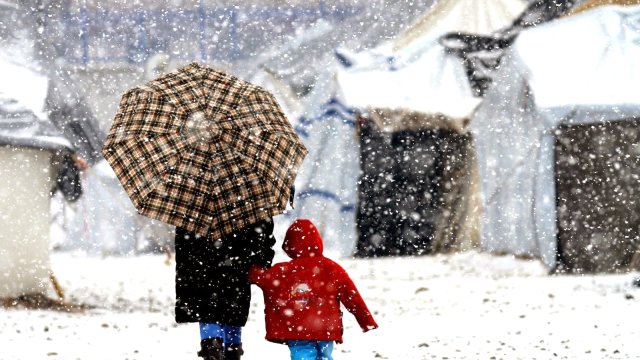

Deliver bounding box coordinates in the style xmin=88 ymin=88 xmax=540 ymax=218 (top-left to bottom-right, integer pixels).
xmin=46 ymin=69 xmax=106 ymax=164
xmin=337 ymin=41 xmax=480 ymax=125
xmin=0 ymin=58 xmax=71 ymax=151
xmin=471 ymin=5 xmax=640 ymax=269
xmin=392 ymin=0 xmax=528 ymax=52
xmin=336 ymin=0 xmax=530 ymax=127
xmin=566 ymin=0 xmax=640 ymax=16
xmin=60 ymin=159 xmax=174 ymax=255
xmin=280 ymin=68 xmax=361 ymax=258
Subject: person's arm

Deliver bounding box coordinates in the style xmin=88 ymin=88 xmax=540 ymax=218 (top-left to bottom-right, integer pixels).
xmin=334 ymin=262 xmax=378 ymax=332
xmin=246 ymin=217 xmax=276 ymax=268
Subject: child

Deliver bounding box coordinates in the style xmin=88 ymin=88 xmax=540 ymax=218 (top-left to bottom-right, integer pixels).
xmin=249 ymin=218 xmax=378 ymax=359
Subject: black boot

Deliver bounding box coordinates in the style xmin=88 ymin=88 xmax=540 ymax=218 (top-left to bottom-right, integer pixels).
xmin=197 ymin=337 xmax=224 ymax=360
xmin=224 ymin=343 xmax=244 ymax=360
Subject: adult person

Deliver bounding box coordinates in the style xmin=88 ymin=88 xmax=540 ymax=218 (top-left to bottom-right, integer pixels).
xmin=174 ymin=217 xmax=276 ymax=360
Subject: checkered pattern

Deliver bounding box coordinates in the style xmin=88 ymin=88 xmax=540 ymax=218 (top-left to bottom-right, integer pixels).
xmin=102 ymin=62 xmax=308 ymax=240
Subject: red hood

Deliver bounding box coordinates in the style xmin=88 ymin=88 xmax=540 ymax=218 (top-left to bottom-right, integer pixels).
xmin=282 ymin=219 xmax=324 ymax=259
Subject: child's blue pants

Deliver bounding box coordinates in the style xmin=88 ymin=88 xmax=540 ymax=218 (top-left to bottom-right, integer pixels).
xmin=287 ymin=340 xmax=334 ymax=360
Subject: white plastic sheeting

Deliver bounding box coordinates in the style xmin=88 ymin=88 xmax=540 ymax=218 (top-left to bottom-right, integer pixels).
xmin=471 ymin=5 xmax=640 ymax=268
xmin=336 ymin=0 xmax=529 ymax=127
xmin=255 ymin=66 xmax=360 ymax=258
xmin=391 ymin=0 xmax=527 ymax=54
xmin=0 ymin=58 xmax=48 ymax=119
xmin=337 ymin=40 xmax=480 ymax=124
xmin=65 ymin=160 xmax=139 ymax=255
xmin=0 ymin=147 xmax=53 ymax=297
xmin=61 ymin=160 xmax=174 ymax=255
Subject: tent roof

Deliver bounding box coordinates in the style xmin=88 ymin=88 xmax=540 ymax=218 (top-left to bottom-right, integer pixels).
xmin=566 ymin=0 xmax=640 ymax=16
xmin=337 ymin=40 xmax=481 ymax=122
xmin=513 ymin=4 xmax=640 ymax=109
xmin=336 ymin=0 xmax=529 ymax=125
xmin=0 ymin=58 xmax=47 ymax=119
xmin=0 ymin=58 xmax=72 ymax=151
xmin=392 ymin=0 xmax=528 ymax=51
xmin=242 ymin=0 xmax=437 ymax=93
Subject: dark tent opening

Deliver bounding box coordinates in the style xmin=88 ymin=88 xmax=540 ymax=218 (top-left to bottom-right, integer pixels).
xmin=555 ymin=118 xmax=640 ymax=273
xmin=355 ymin=111 xmax=478 ymax=257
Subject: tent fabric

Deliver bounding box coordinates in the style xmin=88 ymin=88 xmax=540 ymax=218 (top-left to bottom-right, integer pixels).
xmin=471 ymin=5 xmax=640 ymax=270
xmin=337 ymin=40 xmax=481 ymax=122
xmin=438 ymin=0 xmax=579 ymax=97
xmin=516 ymin=6 xmax=640 ymax=108
xmin=46 ymin=70 xmax=106 ymax=165
xmin=366 ymin=108 xmax=469 ymax=133
xmin=335 ymin=0 xmax=530 ymax=256
xmin=566 ymin=0 xmax=640 ymax=16
xmin=282 ymin=69 xmax=360 ymax=258
xmin=337 ymin=0 xmax=530 ymax=129
xmin=0 ymin=58 xmax=71 ymax=152
xmin=245 ymin=1 xmax=439 ymax=258
xmin=392 ymin=0 xmax=528 ymax=52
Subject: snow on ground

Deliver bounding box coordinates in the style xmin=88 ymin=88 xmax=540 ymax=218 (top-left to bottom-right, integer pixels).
xmin=3 ymin=250 xmax=640 ymax=360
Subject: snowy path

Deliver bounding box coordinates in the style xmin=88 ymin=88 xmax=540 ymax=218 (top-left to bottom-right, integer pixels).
xmin=3 ymin=251 xmax=640 ymax=359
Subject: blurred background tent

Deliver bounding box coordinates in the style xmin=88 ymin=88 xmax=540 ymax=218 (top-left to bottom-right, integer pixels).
xmin=0 ymin=2 xmax=174 ymax=260
xmin=439 ymin=0 xmax=579 ymax=96
xmin=0 ymin=56 xmax=82 ymax=298
xmin=244 ymin=1 xmax=440 ymax=258
xmin=471 ymin=4 xmax=640 ymax=274
xmin=565 ymin=0 xmax=640 ymax=15
xmin=335 ymin=0 xmax=527 ymax=257
xmin=45 ymin=69 xmax=105 ymax=165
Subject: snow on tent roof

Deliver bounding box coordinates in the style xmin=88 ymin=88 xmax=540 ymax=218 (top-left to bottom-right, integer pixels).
xmin=514 ymin=4 xmax=640 ymax=109
xmin=336 ymin=0 xmax=528 ymax=125
xmin=0 ymin=59 xmax=72 ymax=151
xmin=337 ymin=43 xmax=480 ymax=124
xmin=246 ymin=0 xmax=437 ymax=93
xmin=0 ymin=58 xmax=47 ymax=119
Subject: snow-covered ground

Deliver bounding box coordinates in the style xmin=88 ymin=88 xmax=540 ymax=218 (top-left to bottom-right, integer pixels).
xmin=3 ymin=250 xmax=640 ymax=360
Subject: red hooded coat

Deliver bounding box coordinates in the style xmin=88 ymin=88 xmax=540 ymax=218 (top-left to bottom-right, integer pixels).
xmin=248 ymin=219 xmax=378 ymax=344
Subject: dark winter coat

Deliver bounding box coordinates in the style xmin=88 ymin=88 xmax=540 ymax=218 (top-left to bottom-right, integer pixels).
xmin=174 ymin=217 xmax=275 ymax=325
xmin=248 ymin=219 xmax=378 ymax=344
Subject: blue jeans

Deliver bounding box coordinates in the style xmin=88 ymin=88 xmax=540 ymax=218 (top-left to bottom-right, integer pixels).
xmin=199 ymin=322 xmax=242 ymax=344
xmin=287 ymin=340 xmax=334 ymax=360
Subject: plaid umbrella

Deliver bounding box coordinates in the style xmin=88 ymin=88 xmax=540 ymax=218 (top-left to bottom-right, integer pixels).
xmin=102 ymin=62 xmax=308 ymax=240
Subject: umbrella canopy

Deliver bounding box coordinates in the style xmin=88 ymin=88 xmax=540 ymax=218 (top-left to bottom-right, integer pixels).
xmin=102 ymin=62 xmax=308 ymax=240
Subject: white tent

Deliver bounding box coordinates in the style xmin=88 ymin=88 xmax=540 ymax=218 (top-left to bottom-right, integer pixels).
xmin=334 ymin=0 xmax=528 ymax=254
xmin=391 ymin=0 xmax=527 ymax=57
xmin=337 ymin=40 xmax=480 ymax=128
xmin=252 ymin=66 xmax=361 ymax=258
xmin=337 ymin=0 xmax=528 ymax=116
xmin=0 ymin=59 xmax=72 ymax=297
xmin=248 ymin=3 xmax=437 ymax=258
xmin=471 ymin=5 xmax=640 ymax=269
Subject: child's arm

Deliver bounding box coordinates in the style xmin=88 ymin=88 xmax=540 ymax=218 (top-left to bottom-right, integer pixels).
xmin=248 ymin=265 xmax=269 ymax=288
xmin=334 ymin=265 xmax=379 ymax=332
